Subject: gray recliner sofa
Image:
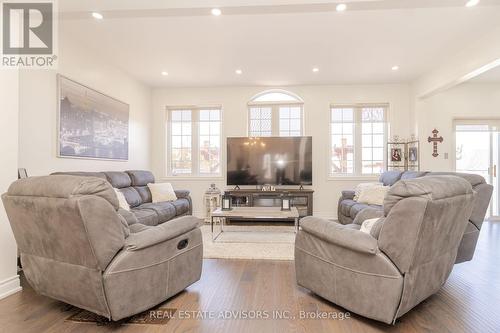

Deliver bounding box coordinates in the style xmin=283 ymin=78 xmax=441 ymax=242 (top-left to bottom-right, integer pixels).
xmin=2 ymin=175 xmax=203 ymax=321
xmin=296 ymin=176 xmax=476 ymax=324
xmin=52 ymin=170 xmax=192 ymax=226
xmin=337 ymin=170 xmax=493 ymax=263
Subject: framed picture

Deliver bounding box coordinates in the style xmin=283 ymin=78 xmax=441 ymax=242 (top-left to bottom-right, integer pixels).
xmin=407 ymin=140 xmax=420 ymax=171
xmin=18 ymin=168 xmax=28 ymax=179
xmin=57 ymin=75 xmax=130 ymax=161
xmin=390 ymin=148 xmax=403 ymax=162
xmin=408 ymin=147 xmax=418 ymax=162
xmin=387 ymin=141 xmax=406 ymax=170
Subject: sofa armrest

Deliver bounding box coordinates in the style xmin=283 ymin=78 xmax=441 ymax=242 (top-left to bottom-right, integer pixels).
xmin=300 ymin=216 xmax=378 ymax=254
xmin=174 ymin=190 xmax=191 ymax=199
xmin=125 ymin=216 xmax=201 ymax=251
xmin=352 ymin=207 xmax=384 ymax=225
xmin=341 ymin=190 xmax=356 ymax=200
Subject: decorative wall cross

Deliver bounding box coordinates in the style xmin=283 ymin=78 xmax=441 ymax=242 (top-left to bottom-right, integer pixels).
xmin=427 ymin=129 xmax=443 ymax=157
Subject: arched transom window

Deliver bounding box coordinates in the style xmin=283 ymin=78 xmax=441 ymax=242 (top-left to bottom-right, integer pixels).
xmin=248 ymin=90 xmax=304 ymax=137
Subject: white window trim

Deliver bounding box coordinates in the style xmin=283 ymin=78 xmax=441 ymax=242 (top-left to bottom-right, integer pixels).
xmin=164 ymin=105 xmax=223 ymax=178
xmin=328 ymin=103 xmax=389 ymax=179
xmin=247 ymin=90 xmax=305 ymax=137
xmin=247 ymin=104 xmax=305 ymax=137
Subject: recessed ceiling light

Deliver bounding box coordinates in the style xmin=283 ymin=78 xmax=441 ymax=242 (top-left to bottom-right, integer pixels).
xmin=211 ymin=8 xmax=222 ymax=16
xmin=235 ymin=69 xmax=243 ymax=75
xmin=91 ymin=12 xmax=103 ymax=20
xmin=465 ymin=0 xmax=480 ymax=7
xmin=336 ymin=4 xmax=347 ymax=12
xmin=392 ymin=66 xmax=399 ymax=71
xmin=312 ymin=67 xmax=319 ymax=73
xmin=161 ymin=71 xmax=169 ymax=76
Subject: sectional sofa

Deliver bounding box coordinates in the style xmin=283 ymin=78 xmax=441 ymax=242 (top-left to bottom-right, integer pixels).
xmin=337 ymin=170 xmax=493 ymax=263
xmin=52 ymin=170 xmax=191 ymax=226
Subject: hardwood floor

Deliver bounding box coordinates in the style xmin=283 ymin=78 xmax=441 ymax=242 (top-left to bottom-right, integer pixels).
xmin=1 ymin=221 xmax=500 ymax=333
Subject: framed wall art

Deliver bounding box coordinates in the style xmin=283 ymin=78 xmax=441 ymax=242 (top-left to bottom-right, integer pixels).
xmin=57 ymin=75 xmax=130 ymax=161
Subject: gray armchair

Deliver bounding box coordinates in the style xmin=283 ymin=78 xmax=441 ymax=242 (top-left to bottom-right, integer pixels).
xmin=295 ymin=176 xmax=476 ymax=324
xmin=2 ymin=175 xmax=203 ymax=321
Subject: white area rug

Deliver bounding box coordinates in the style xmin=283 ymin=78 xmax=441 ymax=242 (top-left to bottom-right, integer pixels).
xmin=201 ymin=224 xmax=295 ymax=261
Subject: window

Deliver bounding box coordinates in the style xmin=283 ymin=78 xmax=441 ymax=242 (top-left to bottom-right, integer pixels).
xmin=167 ymin=107 xmax=221 ymax=176
xmin=330 ymin=104 xmax=388 ymax=176
xmin=248 ymin=90 xmax=303 ymax=137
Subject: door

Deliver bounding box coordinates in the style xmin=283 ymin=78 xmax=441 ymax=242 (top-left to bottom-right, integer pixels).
xmin=455 ymin=120 xmax=500 ymax=218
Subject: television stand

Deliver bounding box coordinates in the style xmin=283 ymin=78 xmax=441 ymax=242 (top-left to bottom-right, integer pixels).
xmin=224 ymin=188 xmax=314 ymax=219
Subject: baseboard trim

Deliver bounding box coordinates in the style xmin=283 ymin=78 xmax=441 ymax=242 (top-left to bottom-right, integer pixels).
xmin=0 ymin=275 xmax=22 ymax=300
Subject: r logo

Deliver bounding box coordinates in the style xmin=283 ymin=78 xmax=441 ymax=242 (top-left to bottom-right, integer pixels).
xmin=2 ymin=2 xmax=53 ymax=54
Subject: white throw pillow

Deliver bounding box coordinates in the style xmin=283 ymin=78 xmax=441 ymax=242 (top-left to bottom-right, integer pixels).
xmin=360 ymin=218 xmax=380 ymax=234
xmin=354 ymin=182 xmax=383 ymax=201
xmin=147 ymin=182 xmax=177 ymax=203
xmin=114 ymin=189 xmax=130 ymax=211
xmin=357 ymin=185 xmax=389 ymax=206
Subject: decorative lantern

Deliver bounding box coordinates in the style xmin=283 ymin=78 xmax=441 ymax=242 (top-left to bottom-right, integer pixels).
xmin=281 ymin=196 xmax=292 ymax=211
xmin=221 ymin=195 xmax=232 ymax=211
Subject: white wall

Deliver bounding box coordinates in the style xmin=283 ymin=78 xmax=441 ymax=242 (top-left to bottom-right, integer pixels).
xmin=0 ymin=69 xmax=22 ymax=299
xmin=415 ymin=82 xmax=500 ymax=171
xmin=18 ymin=28 xmax=152 ymax=176
xmin=151 ymin=84 xmax=411 ymax=218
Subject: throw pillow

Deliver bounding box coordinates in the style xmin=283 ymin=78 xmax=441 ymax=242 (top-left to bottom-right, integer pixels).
xmin=360 ymin=218 xmax=380 ymax=234
xmin=147 ymin=182 xmax=177 ymax=203
xmin=354 ymin=182 xmax=383 ymax=201
xmin=114 ymin=189 xmax=130 ymax=211
xmin=357 ymin=185 xmax=389 ymax=206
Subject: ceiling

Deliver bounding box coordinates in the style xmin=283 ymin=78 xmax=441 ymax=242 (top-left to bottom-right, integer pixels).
xmin=470 ymin=64 xmax=500 ymax=83
xmin=59 ymin=0 xmax=500 ymax=88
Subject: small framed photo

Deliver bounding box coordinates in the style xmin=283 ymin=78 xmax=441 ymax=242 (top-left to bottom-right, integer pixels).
xmin=390 ymin=148 xmax=403 ymax=162
xmin=281 ymin=197 xmax=292 ymax=211
xmin=221 ymin=195 xmax=232 ymax=211
xmin=408 ymin=147 xmax=418 ymax=162
xmin=18 ymin=168 xmax=28 ymax=179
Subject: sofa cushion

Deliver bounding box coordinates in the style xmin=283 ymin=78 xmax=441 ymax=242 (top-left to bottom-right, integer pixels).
xmin=51 ymin=171 xmax=107 ymax=180
xmin=379 ymin=170 xmax=403 ymax=186
xmin=383 ymin=175 xmax=474 ymax=216
xmin=148 ymin=183 xmax=177 ymax=203
xmin=120 ymin=187 xmax=142 ymax=208
xmin=360 ymin=218 xmax=380 ymax=234
xmin=171 ymin=198 xmax=190 ymax=216
xmin=139 ymin=202 xmax=177 ymax=223
xmin=401 ymin=171 xmax=428 ymax=180
xmin=350 ymin=203 xmax=371 ymax=218
xmin=114 ymin=189 xmax=130 ymax=211
xmin=426 ymin=172 xmax=486 ymax=187
xmin=118 ymin=208 xmax=139 ymax=226
xmin=8 ymin=175 xmax=119 ymax=210
xmin=357 ymin=186 xmax=389 ymax=205
xmin=134 ymin=186 xmax=152 ymax=203
xmin=354 ymin=182 xmax=383 ymax=201
xmin=126 ymin=170 xmax=155 ymax=186
xmin=104 ymin=172 xmax=132 ymax=188
xmin=131 ymin=208 xmax=159 ymax=226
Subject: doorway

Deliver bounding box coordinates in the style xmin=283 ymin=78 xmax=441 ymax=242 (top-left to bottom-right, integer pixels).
xmin=455 ymin=120 xmax=499 ymax=218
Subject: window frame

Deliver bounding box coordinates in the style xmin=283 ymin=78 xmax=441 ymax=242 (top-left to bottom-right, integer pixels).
xmin=329 ymin=103 xmax=389 ymax=179
xmin=247 ymin=90 xmax=304 ymax=137
xmin=165 ymin=106 xmax=223 ymax=178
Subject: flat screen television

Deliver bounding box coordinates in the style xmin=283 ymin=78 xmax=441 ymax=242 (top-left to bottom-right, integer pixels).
xmin=227 ymin=136 xmax=312 ymax=186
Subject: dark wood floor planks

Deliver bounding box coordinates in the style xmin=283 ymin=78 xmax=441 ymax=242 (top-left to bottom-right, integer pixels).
xmin=1 ymin=221 xmax=499 ymax=333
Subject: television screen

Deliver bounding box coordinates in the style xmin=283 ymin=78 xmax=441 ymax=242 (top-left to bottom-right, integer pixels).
xmin=227 ymin=136 xmax=312 ymax=185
